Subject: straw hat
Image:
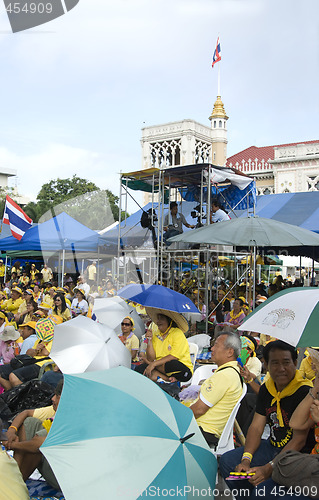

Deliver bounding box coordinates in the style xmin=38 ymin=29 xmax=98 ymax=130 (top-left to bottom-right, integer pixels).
xmin=145 ymin=307 xmax=189 ymax=334
xmin=0 ymin=325 xmax=20 ymax=342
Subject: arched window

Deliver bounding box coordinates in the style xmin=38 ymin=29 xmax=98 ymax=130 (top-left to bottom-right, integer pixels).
xmin=219 ymin=120 xmax=222 ymax=127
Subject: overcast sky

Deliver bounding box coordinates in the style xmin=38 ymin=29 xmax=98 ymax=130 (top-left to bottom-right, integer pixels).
xmin=0 ymin=0 xmax=318 ymax=216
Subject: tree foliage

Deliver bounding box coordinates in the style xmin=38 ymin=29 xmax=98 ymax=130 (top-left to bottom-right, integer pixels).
xmin=24 ymin=175 xmax=122 ymax=227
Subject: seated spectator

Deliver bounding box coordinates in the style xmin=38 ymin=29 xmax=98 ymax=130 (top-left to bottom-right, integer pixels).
xmin=1 ymin=287 xmax=24 ymax=315
xmin=3 ymin=380 xmax=63 ymax=491
xmin=18 ymin=321 xmax=38 ymax=355
xmin=0 ymin=323 xmax=53 ymax=391
xmin=220 ymin=340 xmax=314 ymax=497
xmin=214 ymin=298 xmax=245 ymax=336
xmin=189 ymin=332 xmax=243 ymax=447
xmin=104 ymin=280 xmax=116 ymax=297
xmin=299 ymin=349 xmax=317 ymax=381
xmin=251 ymin=372 xmax=319 ymax=499
xmin=19 ymin=300 xmax=38 ymax=326
xmin=52 ymin=293 xmax=71 ymax=322
xmin=43 ymin=286 xmax=57 ymax=308
xmin=0 ymin=325 xmax=20 ymax=364
xmin=118 ymin=316 xmax=139 ymax=362
xmin=71 ymin=289 xmax=88 ymax=317
xmin=135 ymin=309 xmax=193 ymax=383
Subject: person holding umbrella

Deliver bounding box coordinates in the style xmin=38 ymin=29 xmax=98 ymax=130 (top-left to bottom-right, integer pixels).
xmin=135 ymin=308 xmax=193 ymax=383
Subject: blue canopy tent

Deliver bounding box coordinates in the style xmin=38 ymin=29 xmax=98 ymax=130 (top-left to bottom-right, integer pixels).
xmin=236 ymin=191 xmax=319 ymax=233
xmin=0 ymin=212 xmax=100 ymax=284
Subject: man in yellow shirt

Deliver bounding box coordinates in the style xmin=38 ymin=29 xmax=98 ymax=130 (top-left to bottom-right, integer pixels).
xmin=1 ymin=287 xmax=24 ymax=314
xmin=86 ymin=261 xmax=97 ymax=286
xmin=190 ymin=332 xmax=243 ymax=446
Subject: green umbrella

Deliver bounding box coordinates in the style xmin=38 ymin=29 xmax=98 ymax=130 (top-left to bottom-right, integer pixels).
xmin=168 ymin=216 xmax=319 ymax=249
xmin=237 ymin=287 xmax=319 ymax=347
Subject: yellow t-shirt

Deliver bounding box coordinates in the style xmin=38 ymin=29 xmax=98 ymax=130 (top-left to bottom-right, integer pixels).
xmin=88 ymin=265 xmax=96 ymax=281
xmin=299 ymin=355 xmax=316 ymax=381
xmin=0 ymin=450 xmax=29 ymax=500
xmin=119 ymin=333 xmax=140 ymax=362
xmin=33 ymin=405 xmax=55 ymax=421
xmin=55 ymin=308 xmax=71 ymax=322
xmin=151 ymin=326 xmax=193 ymax=374
xmin=18 ymin=299 xmax=27 ymax=315
xmin=44 ymin=294 xmax=54 ymax=308
xmin=0 ymin=265 xmax=5 ymax=278
xmin=246 ymin=356 xmax=262 ymax=383
xmin=195 ymin=361 xmax=243 ymax=437
xmin=1 ymin=297 xmax=24 ymax=314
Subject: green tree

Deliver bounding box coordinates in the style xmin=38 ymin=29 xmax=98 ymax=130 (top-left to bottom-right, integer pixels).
xmin=24 ymin=176 xmax=123 ymax=226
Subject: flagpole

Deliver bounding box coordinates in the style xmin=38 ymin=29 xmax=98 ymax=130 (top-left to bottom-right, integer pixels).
xmin=218 ymin=60 xmax=221 ymax=96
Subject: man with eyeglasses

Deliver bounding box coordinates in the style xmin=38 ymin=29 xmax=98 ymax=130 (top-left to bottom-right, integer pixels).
xmin=118 ymin=316 xmax=139 ymax=362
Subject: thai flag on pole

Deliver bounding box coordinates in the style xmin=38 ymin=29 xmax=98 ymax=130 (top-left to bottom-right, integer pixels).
xmin=2 ymin=195 xmax=32 ymax=240
xmin=212 ymin=37 xmax=221 ymax=67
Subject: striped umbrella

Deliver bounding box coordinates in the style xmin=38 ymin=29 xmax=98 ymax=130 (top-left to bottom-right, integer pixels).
xmin=41 ymin=367 xmax=217 ymax=500
xmin=238 ymin=287 xmax=319 ymax=347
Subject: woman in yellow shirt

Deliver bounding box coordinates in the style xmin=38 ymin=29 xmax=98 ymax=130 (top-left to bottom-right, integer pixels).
xmin=52 ymin=293 xmax=71 ymax=322
xmin=135 ymin=308 xmax=193 ymax=383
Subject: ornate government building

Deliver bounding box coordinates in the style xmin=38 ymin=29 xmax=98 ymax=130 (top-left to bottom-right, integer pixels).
xmin=140 ymin=96 xmax=319 ymax=197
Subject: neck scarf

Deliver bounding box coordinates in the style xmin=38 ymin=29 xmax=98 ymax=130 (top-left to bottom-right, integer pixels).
xmin=266 ymin=370 xmax=313 ymax=427
xmin=229 ymin=309 xmax=243 ymax=321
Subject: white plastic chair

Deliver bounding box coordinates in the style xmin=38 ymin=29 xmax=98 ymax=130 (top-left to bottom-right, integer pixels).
xmin=191 ymin=364 xmax=218 ymax=385
xmin=188 ymin=342 xmax=199 ymax=369
xmin=211 ymin=382 xmax=247 ymax=456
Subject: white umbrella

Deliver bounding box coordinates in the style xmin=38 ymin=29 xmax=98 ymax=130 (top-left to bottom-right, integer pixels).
xmin=237 ymin=287 xmax=319 ymax=347
xmin=50 ymin=316 xmax=131 ymax=374
xmin=93 ymin=296 xmax=145 ymax=339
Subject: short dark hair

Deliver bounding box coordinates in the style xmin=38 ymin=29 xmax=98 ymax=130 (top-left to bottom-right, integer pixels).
xmin=235 ymin=297 xmax=244 ymax=306
xmin=263 ymin=340 xmax=297 ymax=364
xmin=170 ymin=201 xmax=178 ymax=210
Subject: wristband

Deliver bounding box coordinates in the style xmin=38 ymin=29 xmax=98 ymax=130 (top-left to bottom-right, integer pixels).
xmin=242 ymin=452 xmax=253 ymax=462
xmin=9 ymin=425 xmax=18 ymax=433
xmin=269 ymin=460 xmax=274 ymax=468
xmin=246 ymin=378 xmax=253 ymax=384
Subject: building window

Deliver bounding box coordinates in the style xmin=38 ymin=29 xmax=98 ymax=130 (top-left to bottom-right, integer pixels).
xmin=195 ymin=140 xmax=212 ymax=164
xmin=219 ymin=120 xmax=222 ymax=128
xmin=149 ymin=139 xmax=181 ymax=168
xmin=214 ymin=121 xmax=216 ymax=128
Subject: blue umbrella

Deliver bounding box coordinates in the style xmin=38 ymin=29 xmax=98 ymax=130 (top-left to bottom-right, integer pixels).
xmin=41 ymin=367 xmax=217 ymax=500
xmin=117 ymin=284 xmax=200 ymax=314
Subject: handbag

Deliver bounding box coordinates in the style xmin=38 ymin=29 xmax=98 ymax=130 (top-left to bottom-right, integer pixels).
xmin=272 ymin=449 xmax=319 ymax=498
xmin=10 ymin=354 xmax=50 ymax=370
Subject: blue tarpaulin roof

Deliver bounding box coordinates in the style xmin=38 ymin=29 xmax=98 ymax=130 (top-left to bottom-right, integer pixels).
xmin=236 ymin=192 xmax=319 ymax=233
xmin=0 ymin=212 xmax=99 ymax=252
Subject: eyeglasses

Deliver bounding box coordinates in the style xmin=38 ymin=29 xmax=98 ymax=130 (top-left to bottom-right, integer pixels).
xmin=121 ymin=322 xmax=131 ymax=326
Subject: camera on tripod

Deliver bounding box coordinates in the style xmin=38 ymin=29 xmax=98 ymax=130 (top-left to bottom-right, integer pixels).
xmin=190 ymin=205 xmax=206 ymax=227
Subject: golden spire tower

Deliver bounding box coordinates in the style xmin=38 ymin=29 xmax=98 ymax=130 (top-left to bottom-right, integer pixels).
xmin=209 ymin=96 xmax=228 ymax=166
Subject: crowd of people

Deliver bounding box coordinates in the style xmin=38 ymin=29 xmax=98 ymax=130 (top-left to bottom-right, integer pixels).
xmin=0 ymin=258 xmax=318 ymax=499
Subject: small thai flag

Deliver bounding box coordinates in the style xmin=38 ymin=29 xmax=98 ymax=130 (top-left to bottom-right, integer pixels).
xmin=212 ymin=37 xmax=221 ymax=67
xmin=2 ymin=195 xmax=32 ymax=240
